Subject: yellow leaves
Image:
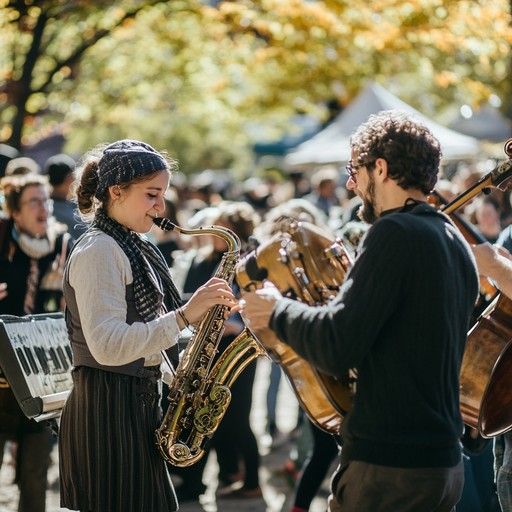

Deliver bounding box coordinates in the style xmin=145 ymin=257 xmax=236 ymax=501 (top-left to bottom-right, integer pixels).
xmin=26 ymin=92 xmax=47 ymax=115
xmin=109 ymin=7 xmax=127 ymax=21
xmin=211 ymin=79 xmax=228 ymax=92
xmin=83 ymin=26 xmax=96 ymax=40
xmin=253 ymin=47 xmax=270 ymax=64
xmin=435 ymin=71 xmax=459 ymax=89
xmin=0 ymin=6 xmax=20 ymax=24
xmin=463 ymin=79 xmax=494 ymax=104
xmin=0 ymin=123 xmax=12 ymax=141
xmin=50 ymin=66 xmax=72 ymax=85
xmin=217 ymin=1 xmax=248 ymax=16
xmin=121 ymin=17 xmax=135 ymax=28
xmin=268 ymin=20 xmax=286 ymax=40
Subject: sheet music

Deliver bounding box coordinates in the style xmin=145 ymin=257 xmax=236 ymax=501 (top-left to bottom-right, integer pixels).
xmin=0 ymin=313 xmax=73 ymax=420
xmin=4 ymin=317 xmax=72 ymax=398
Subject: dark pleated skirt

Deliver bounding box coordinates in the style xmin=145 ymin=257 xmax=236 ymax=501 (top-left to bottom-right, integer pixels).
xmin=59 ymin=366 xmax=177 ymax=512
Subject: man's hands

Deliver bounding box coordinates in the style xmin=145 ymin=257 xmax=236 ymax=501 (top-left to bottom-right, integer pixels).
xmin=239 ymin=282 xmax=282 ymax=331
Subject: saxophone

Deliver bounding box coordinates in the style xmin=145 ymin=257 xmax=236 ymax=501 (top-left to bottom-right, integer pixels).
xmin=152 ymin=217 xmax=265 ymax=467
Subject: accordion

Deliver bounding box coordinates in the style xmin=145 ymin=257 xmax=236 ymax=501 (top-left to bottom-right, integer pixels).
xmin=0 ymin=312 xmax=73 ymax=422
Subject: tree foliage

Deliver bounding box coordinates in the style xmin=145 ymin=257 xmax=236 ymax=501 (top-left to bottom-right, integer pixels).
xmin=1 ymin=0 xmax=511 ymax=173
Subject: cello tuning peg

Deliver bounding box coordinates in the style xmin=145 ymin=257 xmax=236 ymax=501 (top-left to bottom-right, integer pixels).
xmin=504 ymin=138 xmax=512 ymax=158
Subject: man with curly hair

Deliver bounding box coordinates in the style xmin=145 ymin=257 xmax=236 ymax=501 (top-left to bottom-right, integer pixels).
xmin=241 ymin=110 xmax=479 ymax=512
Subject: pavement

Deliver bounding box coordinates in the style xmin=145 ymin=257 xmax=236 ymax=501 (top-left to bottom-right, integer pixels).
xmin=0 ymin=357 xmax=334 ymax=512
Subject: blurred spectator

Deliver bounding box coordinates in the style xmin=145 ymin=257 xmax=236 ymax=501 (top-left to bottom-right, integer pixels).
xmin=288 ymin=420 xmax=340 ymax=512
xmin=253 ymin=198 xmax=329 ymax=243
xmin=303 ymin=167 xmax=340 ymax=219
xmin=5 ymin=157 xmax=41 ymax=177
xmin=338 ymin=194 xmax=362 ymax=227
xmin=252 ymin=198 xmax=329 ymax=449
xmin=188 ymin=169 xmax=229 ymax=205
xmin=453 ymin=162 xmax=486 ymax=193
xmin=469 ymin=196 xmax=503 ymax=244
xmin=152 ymin=188 xmax=183 ymax=267
xmin=44 ymin=153 xmax=86 ymax=239
xmin=0 ymin=144 xmax=20 ymax=178
xmin=0 ymin=173 xmax=72 ymax=512
xmin=288 ymin=170 xmax=311 ymax=199
xmin=167 ymin=200 xmax=263 ymax=501
xmin=490 ymin=187 xmax=512 ymax=229
xmin=337 ymin=220 xmax=370 ymax=258
xmin=242 ymin=177 xmax=272 ymax=217
xmin=435 ymin=178 xmax=459 ymax=204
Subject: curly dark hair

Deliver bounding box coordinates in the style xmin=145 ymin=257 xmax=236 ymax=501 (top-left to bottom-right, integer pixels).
xmin=349 ymin=110 xmax=442 ymax=194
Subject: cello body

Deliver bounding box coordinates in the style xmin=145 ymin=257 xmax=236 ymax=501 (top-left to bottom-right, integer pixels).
xmin=460 ymin=293 xmax=512 ymax=437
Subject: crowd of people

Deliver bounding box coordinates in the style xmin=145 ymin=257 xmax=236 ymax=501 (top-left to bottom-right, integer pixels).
xmin=0 ymin=108 xmax=511 ymax=512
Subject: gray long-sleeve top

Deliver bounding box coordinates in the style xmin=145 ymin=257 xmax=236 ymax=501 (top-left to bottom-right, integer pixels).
xmin=66 ymin=231 xmax=181 ymax=368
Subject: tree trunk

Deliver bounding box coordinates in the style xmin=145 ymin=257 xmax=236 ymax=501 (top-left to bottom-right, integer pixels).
xmin=7 ymin=11 xmax=48 ymax=150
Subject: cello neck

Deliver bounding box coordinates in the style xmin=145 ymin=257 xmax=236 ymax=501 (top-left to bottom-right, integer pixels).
xmin=430 ymin=190 xmax=487 ymax=245
xmin=441 ymin=141 xmax=512 ymax=216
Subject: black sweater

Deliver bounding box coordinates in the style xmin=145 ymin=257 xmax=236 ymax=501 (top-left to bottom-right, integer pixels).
xmin=270 ymin=203 xmax=479 ymax=468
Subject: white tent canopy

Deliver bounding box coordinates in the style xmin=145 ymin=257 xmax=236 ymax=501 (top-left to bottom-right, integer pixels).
xmin=285 ymin=82 xmax=483 ymax=168
xmin=450 ymin=104 xmax=512 ymax=143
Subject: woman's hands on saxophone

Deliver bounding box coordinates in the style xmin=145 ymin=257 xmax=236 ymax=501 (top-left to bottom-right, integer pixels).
xmin=178 ymin=277 xmax=239 ymax=328
xmin=0 ymin=282 xmax=7 ymax=301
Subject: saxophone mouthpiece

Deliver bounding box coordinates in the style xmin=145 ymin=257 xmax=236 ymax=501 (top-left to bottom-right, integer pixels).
xmin=153 ymin=217 xmax=177 ymax=232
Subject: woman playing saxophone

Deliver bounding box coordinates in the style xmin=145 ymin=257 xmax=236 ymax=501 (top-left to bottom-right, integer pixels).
xmin=58 ymin=139 xmax=237 ymax=512
xmin=164 ymin=200 xmax=263 ymax=500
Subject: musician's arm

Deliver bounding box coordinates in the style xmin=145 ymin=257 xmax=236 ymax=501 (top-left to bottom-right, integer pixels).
xmin=471 ymin=242 xmax=512 ymax=300
xmin=0 ymin=282 xmax=7 ymax=301
xmin=269 ymin=218 xmax=407 ymax=375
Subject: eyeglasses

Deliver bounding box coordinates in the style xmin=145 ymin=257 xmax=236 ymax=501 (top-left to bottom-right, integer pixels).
xmin=20 ymin=198 xmax=54 ymax=210
xmin=345 ymin=160 xmax=376 ymax=183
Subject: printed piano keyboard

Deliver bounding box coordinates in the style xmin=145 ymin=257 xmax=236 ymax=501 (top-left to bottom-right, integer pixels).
xmin=0 ymin=313 xmax=73 ymax=421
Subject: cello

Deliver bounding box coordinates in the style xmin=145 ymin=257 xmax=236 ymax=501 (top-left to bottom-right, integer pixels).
xmin=433 ymin=139 xmax=512 ymax=437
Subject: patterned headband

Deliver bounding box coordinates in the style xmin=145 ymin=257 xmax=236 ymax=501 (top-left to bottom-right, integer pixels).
xmin=96 ymin=139 xmax=169 ymax=198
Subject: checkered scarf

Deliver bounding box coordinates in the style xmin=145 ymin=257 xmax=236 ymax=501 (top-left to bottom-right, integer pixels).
xmin=94 ymin=209 xmax=181 ymax=321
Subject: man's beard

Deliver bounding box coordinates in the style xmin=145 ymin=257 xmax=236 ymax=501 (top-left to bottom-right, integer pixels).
xmin=357 ymin=175 xmax=379 ymax=224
